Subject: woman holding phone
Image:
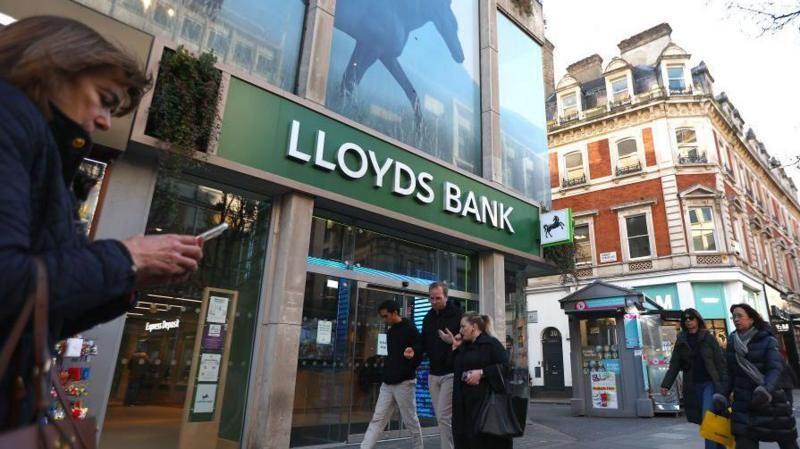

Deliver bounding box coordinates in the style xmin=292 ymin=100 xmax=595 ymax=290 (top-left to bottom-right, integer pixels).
xmin=0 ymin=16 xmax=204 ymax=431
xmin=447 ymin=312 xmax=512 ymax=449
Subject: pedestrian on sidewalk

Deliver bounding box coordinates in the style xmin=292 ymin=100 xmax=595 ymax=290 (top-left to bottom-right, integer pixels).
xmin=0 ymin=16 xmax=204 ymax=431
xmin=722 ymin=303 xmax=798 ymax=449
xmin=660 ymin=308 xmax=728 ymax=449
xmin=360 ymin=300 xmax=424 ymax=449
xmin=418 ymin=281 xmax=462 ymax=449
xmin=447 ymin=313 xmax=512 ymax=449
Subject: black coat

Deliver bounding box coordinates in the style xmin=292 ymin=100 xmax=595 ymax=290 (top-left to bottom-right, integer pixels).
xmin=451 ymin=333 xmax=512 ymax=449
xmin=723 ymin=328 xmax=797 ymax=442
xmin=0 ymin=80 xmax=137 ymax=429
xmin=419 ymin=301 xmax=462 ymax=376
xmin=660 ymin=330 xmax=727 ymax=424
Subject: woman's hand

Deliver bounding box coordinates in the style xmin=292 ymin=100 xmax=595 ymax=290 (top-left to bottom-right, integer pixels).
xmin=446 ymin=328 xmax=462 ymax=351
xmin=438 ymin=329 xmax=454 ymax=344
xmin=464 ymin=369 xmax=482 ymax=385
xmin=123 ymin=234 xmax=203 ymax=287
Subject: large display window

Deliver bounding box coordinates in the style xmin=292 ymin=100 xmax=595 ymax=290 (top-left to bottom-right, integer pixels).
xmin=76 ymin=0 xmax=306 ymax=91
xmin=496 ymin=12 xmax=550 ymax=204
xmin=101 ymin=177 xmax=271 ymax=449
xmin=325 ymin=0 xmax=481 ymax=174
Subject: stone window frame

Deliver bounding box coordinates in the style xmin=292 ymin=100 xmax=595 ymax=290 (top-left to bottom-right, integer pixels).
xmin=683 ymin=202 xmax=721 ymax=254
xmin=610 ymin=132 xmax=645 ymax=176
xmin=616 ymin=204 xmax=657 ymax=262
xmin=573 ymin=214 xmax=597 ymax=267
xmin=558 ymin=146 xmax=590 ymax=186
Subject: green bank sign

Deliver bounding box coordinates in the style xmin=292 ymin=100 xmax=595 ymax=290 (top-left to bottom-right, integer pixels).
xmin=217 ymin=78 xmax=540 ymax=256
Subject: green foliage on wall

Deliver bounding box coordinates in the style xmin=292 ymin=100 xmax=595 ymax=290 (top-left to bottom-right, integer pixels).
xmin=146 ymin=46 xmax=221 ymax=162
xmin=543 ymin=243 xmax=578 ymax=285
xmin=510 ymin=0 xmax=534 ymax=16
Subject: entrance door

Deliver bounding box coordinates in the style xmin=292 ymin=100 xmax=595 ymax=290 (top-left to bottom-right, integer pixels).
xmin=542 ymin=327 xmax=564 ymax=390
xmin=347 ymin=285 xmax=438 ymax=441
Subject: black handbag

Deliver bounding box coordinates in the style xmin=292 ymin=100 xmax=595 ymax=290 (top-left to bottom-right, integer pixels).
xmin=476 ymin=364 xmax=525 ymax=438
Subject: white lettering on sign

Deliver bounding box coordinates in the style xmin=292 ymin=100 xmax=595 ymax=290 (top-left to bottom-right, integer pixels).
xmin=700 ymin=296 xmax=720 ymax=304
xmin=145 ymin=319 xmax=180 ymax=333
xmin=652 ymin=294 xmax=674 ymax=310
xmin=286 ymin=120 xmax=519 ymax=234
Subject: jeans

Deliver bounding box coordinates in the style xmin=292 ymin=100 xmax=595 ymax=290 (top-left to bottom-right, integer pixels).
xmin=696 ymin=381 xmax=726 ymax=449
xmin=361 ymin=380 xmax=423 ymax=449
xmin=428 ymin=373 xmax=454 ymax=449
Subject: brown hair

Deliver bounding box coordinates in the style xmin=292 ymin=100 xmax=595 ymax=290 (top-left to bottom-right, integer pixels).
xmin=428 ymin=281 xmax=449 ymax=296
xmin=0 ymin=15 xmax=149 ymax=118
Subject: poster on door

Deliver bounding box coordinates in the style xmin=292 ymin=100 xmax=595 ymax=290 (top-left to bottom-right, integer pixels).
xmin=590 ymin=371 xmax=618 ymax=409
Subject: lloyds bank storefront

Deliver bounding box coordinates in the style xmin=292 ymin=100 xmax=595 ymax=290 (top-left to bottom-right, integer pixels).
xmin=1 ymin=0 xmax=553 ymax=447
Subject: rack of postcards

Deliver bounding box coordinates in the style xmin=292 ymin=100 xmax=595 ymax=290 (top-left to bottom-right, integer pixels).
xmin=52 ymin=336 xmax=98 ymax=420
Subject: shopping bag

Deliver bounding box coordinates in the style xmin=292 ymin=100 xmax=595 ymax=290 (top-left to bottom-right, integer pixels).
xmin=699 ymin=410 xmax=735 ymax=449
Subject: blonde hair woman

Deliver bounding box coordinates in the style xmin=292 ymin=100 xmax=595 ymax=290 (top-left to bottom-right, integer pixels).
xmin=446 ymin=313 xmax=512 ymax=449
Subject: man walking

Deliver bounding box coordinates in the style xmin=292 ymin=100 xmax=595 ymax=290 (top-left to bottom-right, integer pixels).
xmin=419 ymin=281 xmax=462 ymax=449
xmin=361 ymin=300 xmax=424 ymax=449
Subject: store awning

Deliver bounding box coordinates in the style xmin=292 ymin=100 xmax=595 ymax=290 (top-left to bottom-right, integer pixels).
xmin=559 ymin=280 xmax=663 ymax=314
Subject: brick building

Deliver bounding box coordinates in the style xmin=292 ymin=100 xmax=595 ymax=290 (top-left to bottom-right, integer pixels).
xmin=527 ymin=23 xmax=800 ymax=396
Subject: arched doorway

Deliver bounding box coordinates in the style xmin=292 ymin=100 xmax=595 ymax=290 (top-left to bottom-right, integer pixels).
xmin=542 ymin=327 xmax=564 ymax=390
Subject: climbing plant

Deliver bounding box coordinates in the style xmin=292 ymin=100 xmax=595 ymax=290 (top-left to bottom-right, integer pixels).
xmin=543 ymin=243 xmax=578 ymax=285
xmin=146 ymin=45 xmax=221 ymax=167
xmin=510 ymin=0 xmax=534 ymax=17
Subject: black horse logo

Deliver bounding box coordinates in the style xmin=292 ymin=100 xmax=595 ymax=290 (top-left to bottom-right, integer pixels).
xmin=543 ymin=215 xmax=565 ymax=238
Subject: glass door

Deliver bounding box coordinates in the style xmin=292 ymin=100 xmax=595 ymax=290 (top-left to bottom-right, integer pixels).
xmin=291 ymin=276 xmax=476 ymax=447
xmin=347 ymin=285 xmax=444 ymax=441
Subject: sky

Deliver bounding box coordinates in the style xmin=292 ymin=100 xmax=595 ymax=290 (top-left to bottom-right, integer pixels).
xmin=543 ymin=0 xmax=800 ymax=188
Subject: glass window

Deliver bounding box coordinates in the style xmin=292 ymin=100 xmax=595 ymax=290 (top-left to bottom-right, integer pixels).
xmin=667 ymin=66 xmax=686 ymax=92
xmin=676 ymin=127 xmax=702 ymax=162
xmin=326 ymin=0 xmax=480 ymax=175
xmin=574 ymin=224 xmax=592 ymax=265
xmin=560 ymin=92 xmax=578 ymax=117
xmin=75 ymin=0 xmax=306 ymax=91
xmin=689 ymin=207 xmax=717 ymax=251
xmin=497 ymin=12 xmax=550 ymax=203
xmin=610 ymin=76 xmax=629 ymax=102
xmin=616 ymin=138 xmax=640 ymax=173
xmin=625 ymin=214 xmax=651 ymax=259
xmin=564 ymin=151 xmax=585 ymax=184
xmin=102 ymin=177 xmax=271 ymax=448
xmin=308 ymin=216 xmax=478 ymax=293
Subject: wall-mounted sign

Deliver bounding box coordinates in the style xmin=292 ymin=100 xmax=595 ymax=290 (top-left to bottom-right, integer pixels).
xmin=207 ymin=296 xmax=230 ymax=324
xmin=600 ymin=252 xmax=617 ymax=263
xmin=540 ymin=209 xmax=573 ymax=247
xmin=377 ymin=334 xmax=388 ymax=356
xmin=634 ymin=284 xmax=680 ymax=311
xmin=590 ymin=371 xmax=618 ymax=409
xmin=192 ymin=383 xmax=217 ymax=414
xmin=145 ymin=319 xmax=180 ymax=333
xmin=624 ymin=313 xmax=643 ymax=349
xmin=775 ymin=323 xmax=790 ymax=333
xmin=527 ymin=311 xmax=538 ymax=323
xmin=218 ymin=80 xmax=542 ymax=256
xmin=317 ymin=320 xmax=333 ymax=345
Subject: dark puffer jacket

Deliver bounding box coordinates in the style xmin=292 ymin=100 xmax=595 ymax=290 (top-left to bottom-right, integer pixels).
xmin=660 ymin=330 xmax=727 ymax=424
xmin=723 ymin=328 xmax=797 ymax=442
xmin=419 ymin=300 xmax=462 ymax=375
xmin=0 ymin=79 xmax=137 ymax=429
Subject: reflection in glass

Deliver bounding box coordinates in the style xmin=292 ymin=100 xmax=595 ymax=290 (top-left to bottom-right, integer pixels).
xmin=497 ymin=12 xmax=550 ymax=204
xmin=308 ymin=216 xmax=477 ymax=293
xmin=75 ymin=0 xmax=306 ymax=91
xmin=103 ymin=177 xmax=270 ymax=448
xmin=326 ymin=0 xmax=481 ymax=174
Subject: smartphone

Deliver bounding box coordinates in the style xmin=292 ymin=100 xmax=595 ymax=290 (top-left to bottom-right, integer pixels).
xmin=197 ymin=223 xmax=229 ymax=241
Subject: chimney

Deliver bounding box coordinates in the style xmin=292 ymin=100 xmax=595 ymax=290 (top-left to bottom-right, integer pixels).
xmin=617 ymin=23 xmax=673 ymax=66
xmin=566 ymin=54 xmax=603 ymax=85
xmin=542 ymin=38 xmax=556 ymax=97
